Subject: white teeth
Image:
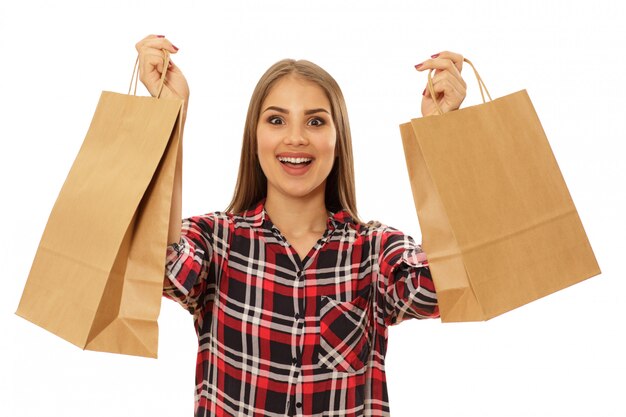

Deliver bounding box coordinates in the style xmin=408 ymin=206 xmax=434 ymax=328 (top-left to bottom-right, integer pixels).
xmin=277 ymin=156 xmax=313 ymax=164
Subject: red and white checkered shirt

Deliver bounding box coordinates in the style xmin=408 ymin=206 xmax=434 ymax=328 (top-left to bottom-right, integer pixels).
xmin=164 ymin=199 xmax=439 ymax=417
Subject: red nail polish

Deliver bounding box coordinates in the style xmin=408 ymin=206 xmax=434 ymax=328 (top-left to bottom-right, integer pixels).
xmin=415 ymin=63 xmax=423 ymax=69
xmin=422 ymin=88 xmax=426 ymax=96
xmin=156 ymin=35 xmax=165 ymax=38
xmin=431 ymin=53 xmax=440 ymax=58
xmin=173 ymin=45 xmax=179 ymax=51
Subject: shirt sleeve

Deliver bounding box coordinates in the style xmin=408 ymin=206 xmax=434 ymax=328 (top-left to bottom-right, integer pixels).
xmin=378 ymin=227 xmax=439 ymax=326
xmin=163 ymin=214 xmax=216 ymax=315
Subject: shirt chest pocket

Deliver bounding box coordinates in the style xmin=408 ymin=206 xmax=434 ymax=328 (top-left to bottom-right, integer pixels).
xmin=317 ymin=284 xmax=373 ymax=373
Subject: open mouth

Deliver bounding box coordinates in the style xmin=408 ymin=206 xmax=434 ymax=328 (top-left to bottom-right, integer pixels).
xmin=277 ymin=156 xmax=313 ymax=168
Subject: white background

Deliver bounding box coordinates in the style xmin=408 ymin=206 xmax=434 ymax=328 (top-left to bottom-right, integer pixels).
xmin=1 ymin=1 xmax=625 ymax=416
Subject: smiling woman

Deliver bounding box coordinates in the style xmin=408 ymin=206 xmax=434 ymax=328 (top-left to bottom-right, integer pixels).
xmin=226 ymin=58 xmax=359 ymax=225
xmin=257 ymin=74 xmax=337 ymax=203
xmin=133 ymin=34 xmax=466 ymax=417
xmin=257 ymin=74 xmax=339 ymax=256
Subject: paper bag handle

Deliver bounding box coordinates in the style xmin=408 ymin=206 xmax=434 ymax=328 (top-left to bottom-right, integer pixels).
xmin=128 ymin=49 xmax=171 ymax=98
xmin=427 ymin=58 xmax=493 ymax=116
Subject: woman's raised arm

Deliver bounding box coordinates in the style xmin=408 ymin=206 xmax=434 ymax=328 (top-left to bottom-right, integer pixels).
xmin=134 ymin=35 xmax=189 ymax=248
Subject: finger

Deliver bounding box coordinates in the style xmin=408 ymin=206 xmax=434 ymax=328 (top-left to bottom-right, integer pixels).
xmin=424 ymin=77 xmax=460 ymax=100
xmin=427 ymin=76 xmax=466 ymax=112
xmin=135 ymin=36 xmax=179 ymax=55
xmin=429 ymin=77 xmax=464 ymax=102
xmin=141 ymin=34 xmax=166 ymax=42
xmin=138 ymin=50 xmax=168 ymax=82
xmin=139 ymin=51 xmax=178 ymax=84
xmin=136 ymin=48 xmax=170 ymax=83
xmin=416 ymin=57 xmax=462 ymax=78
xmin=431 ymin=51 xmax=464 ymax=72
xmin=416 ymin=57 xmax=466 ymax=90
xmin=135 ymin=34 xmax=164 ymax=52
xmin=422 ymin=70 xmax=463 ymax=100
xmin=431 ymin=70 xmax=466 ymax=95
xmin=139 ymin=49 xmax=168 ymax=65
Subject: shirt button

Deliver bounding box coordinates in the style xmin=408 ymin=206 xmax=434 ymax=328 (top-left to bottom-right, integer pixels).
xmin=296 ymin=402 xmax=302 ymax=408
xmin=294 ymin=313 xmax=300 ymax=320
xmin=292 ymin=357 xmax=298 ymax=364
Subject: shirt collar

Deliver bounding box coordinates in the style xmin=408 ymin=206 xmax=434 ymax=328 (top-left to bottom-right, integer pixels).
xmin=241 ymin=199 xmax=354 ymax=230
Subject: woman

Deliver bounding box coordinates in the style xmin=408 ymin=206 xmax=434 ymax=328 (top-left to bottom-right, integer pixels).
xmin=136 ymin=35 xmax=466 ymax=417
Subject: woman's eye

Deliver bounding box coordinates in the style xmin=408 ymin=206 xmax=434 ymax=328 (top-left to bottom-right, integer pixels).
xmin=308 ymin=118 xmax=325 ymax=126
xmin=268 ymin=116 xmax=284 ymax=125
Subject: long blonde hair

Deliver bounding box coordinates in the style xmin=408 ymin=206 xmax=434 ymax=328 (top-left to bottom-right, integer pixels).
xmin=225 ymin=59 xmax=360 ymax=223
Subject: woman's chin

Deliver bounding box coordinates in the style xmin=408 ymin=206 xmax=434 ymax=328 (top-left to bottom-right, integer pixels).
xmin=268 ymin=181 xmax=327 ymax=202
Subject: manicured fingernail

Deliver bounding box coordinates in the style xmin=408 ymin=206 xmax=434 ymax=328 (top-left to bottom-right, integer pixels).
xmin=431 ymin=53 xmax=440 ymax=58
xmin=172 ymin=45 xmax=179 ymax=51
xmin=156 ymin=35 xmax=165 ymax=38
xmin=422 ymin=88 xmax=426 ymax=96
xmin=415 ymin=63 xmax=423 ymax=69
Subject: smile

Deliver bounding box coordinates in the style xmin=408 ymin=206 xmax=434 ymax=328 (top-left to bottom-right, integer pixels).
xmin=276 ymin=155 xmax=314 ymax=176
xmin=277 ymin=156 xmax=313 ymax=166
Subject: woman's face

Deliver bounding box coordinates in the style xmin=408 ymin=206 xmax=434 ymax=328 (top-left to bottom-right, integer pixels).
xmin=257 ymin=74 xmax=337 ymax=203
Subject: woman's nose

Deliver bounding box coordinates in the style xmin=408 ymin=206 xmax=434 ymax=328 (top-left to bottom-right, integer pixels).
xmin=283 ymin=125 xmax=309 ymax=146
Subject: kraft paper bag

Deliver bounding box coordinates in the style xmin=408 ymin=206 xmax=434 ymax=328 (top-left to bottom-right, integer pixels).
xmin=399 ymin=59 xmax=600 ymax=322
xmin=16 ymin=52 xmax=183 ymax=357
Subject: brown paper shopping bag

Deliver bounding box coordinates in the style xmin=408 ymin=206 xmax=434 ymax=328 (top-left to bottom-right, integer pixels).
xmin=399 ymin=59 xmax=600 ymax=322
xmin=16 ymin=52 xmax=183 ymax=357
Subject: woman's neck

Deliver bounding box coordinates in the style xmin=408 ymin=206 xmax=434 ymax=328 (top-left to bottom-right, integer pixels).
xmin=264 ymin=188 xmax=328 ymax=238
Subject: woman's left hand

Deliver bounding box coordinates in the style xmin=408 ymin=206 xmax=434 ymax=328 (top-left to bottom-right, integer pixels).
xmin=415 ymin=51 xmax=467 ymax=117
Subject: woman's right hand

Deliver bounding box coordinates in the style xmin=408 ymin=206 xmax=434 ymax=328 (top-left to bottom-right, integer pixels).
xmin=135 ymin=35 xmax=189 ymax=104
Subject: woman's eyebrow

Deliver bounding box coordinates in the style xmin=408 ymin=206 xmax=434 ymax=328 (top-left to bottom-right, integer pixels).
xmin=262 ymin=106 xmax=330 ymax=115
xmin=304 ymin=108 xmax=330 ymax=115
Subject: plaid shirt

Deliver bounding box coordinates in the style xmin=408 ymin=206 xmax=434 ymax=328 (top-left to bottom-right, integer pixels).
xmin=164 ymin=199 xmax=439 ymax=417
